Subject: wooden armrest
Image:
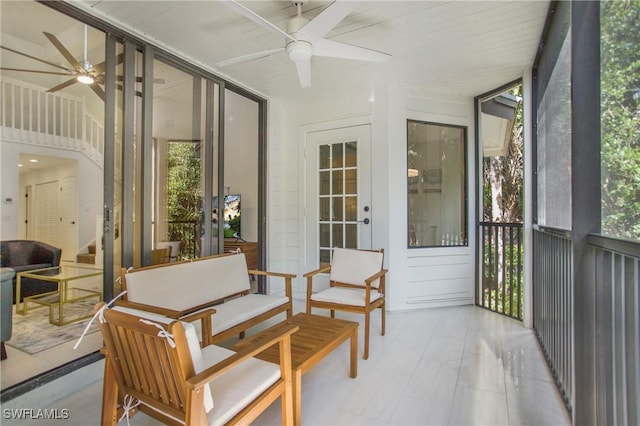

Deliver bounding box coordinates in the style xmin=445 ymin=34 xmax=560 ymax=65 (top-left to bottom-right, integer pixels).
xmin=180 ymin=308 xmax=216 ymax=323
xmin=115 ymin=300 xmax=185 ymax=318
xmin=303 ymin=265 xmax=331 ymax=278
xmin=364 ymin=268 xmax=389 ymax=285
xmin=186 ymin=323 xmax=299 ymax=390
xmin=248 ymin=269 xmax=296 ymax=280
xmin=248 ymin=269 xmax=295 ymax=300
xmin=180 ymin=308 xmax=216 ymax=347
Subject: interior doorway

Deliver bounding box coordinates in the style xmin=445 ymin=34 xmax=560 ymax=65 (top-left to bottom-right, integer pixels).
xmin=19 ymin=156 xmax=79 ymax=262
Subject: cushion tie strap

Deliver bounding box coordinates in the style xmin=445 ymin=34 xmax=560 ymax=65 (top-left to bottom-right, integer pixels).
xmin=118 ymin=394 xmax=141 ymax=426
xmin=73 ymin=289 xmax=127 ymax=350
xmin=139 ymin=319 xmax=176 ymax=348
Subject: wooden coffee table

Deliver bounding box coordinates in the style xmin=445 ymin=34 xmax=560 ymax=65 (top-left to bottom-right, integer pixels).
xmin=232 ymin=313 xmax=358 ymax=425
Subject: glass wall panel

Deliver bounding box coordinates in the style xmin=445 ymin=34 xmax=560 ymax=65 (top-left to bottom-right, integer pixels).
xmin=0 ymin=1 xmax=106 ymax=389
xmin=600 ymin=1 xmax=640 ymax=240
xmin=407 ymin=120 xmax=467 ymax=247
xmin=222 ymin=89 xmax=259 ymax=258
xmin=152 ymin=60 xmax=206 ymax=260
xmin=112 ymin=40 xmax=124 ymax=292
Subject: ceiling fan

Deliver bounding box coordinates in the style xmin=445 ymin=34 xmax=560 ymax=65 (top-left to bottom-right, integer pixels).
xmin=0 ymin=26 xmax=109 ymax=100
xmin=1 ymin=26 xmax=159 ymax=101
xmin=219 ymin=0 xmax=391 ymax=88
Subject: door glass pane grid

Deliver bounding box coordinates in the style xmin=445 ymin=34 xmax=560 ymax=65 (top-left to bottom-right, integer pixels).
xmin=318 ymin=141 xmax=358 ymax=266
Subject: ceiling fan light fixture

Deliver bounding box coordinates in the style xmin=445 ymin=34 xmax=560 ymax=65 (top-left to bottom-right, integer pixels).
xmin=77 ymin=74 xmax=94 ymax=85
xmin=287 ymin=41 xmax=313 ymax=63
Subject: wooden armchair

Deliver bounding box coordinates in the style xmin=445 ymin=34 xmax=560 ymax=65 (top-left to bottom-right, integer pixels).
xmin=97 ymin=304 xmax=298 ymax=426
xmin=304 ymin=248 xmax=387 ymax=359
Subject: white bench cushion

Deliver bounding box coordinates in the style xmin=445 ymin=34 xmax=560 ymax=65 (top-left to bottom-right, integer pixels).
xmin=124 ymin=254 xmax=251 ymax=311
xmin=202 ymin=345 xmax=281 ymax=426
xmin=192 ymin=294 xmax=289 ymax=339
xmin=310 ymin=287 xmax=383 ymax=307
xmin=330 ymin=248 xmax=383 ymax=288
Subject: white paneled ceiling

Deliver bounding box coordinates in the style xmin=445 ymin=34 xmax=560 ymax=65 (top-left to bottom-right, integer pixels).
xmin=75 ymin=0 xmax=549 ymax=103
xmin=1 ymin=1 xmax=549 ymax=106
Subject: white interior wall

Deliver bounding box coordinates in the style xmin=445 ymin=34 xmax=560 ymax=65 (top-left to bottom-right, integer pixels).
xmin=266 ymin=100 xmax=300 ymax=296
xmin=268 ymin=84 xmax=477 ymax=309
xmin=268 ymin=83 xmax=476 ymax=310
xmin=0 ymin=146 xmax=20 ymax=240
xmin=387 ymin=88 xmax=476 ymax=311
xmin=0 ymin=141 xmax=103 ymax=253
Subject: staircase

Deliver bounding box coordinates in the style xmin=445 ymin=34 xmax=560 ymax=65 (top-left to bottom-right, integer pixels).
xmin=76 ymin=244 xmax=96 ymax=264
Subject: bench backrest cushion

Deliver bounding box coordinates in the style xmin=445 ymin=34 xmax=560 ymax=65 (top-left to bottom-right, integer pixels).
xmin=125 ymin=253 xmax=251 ymax=311
xmin=330 ymin=248 xmax=383 ymax=288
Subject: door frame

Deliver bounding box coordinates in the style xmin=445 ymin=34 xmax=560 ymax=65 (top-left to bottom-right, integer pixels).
xmin=300 ymin=115 xmax=374 ymax=274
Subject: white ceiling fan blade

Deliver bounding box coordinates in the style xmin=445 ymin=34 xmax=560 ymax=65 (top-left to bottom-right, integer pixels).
xmin=217 ymin=47 xmax=285 ymax=67
xmin=221 ymin=1 xmax=296 ymax=42
xmin=314 ymin=39 xmax=391 ymax=63
xmin=294 ymin=59 xmax=311 ymax=88
xmin=299 ymin=1 xmax=358 ymax=43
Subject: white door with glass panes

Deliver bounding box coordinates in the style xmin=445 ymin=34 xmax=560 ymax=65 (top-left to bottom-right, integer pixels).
xmin=305 ymin=124 xmax=372 ymax=271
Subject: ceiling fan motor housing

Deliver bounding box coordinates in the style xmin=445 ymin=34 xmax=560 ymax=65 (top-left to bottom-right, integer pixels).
xmin=286 ymin=15 xmax=312 ymax=63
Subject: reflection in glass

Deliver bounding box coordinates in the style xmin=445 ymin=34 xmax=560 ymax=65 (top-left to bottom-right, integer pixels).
xmin=345 ymin=142 xmax=357 ymax=167
xmin=332 ymin=143 xmax=343 ymax=167
xmin=332 ymin=223 xmax=344 ymax=248
xmin=407 ymin=120 xmax=467 ymax=247
xmin=345 ymin=196 xmax=357 ymax=221
xmin=319 ymin=171 xmax=330 ymax=195
xmin=332 ymin=170 xmax=343 ymax=194
xmin=319 ymin=197 xmax=330 ymax=221
xmin=345 ymin=169 xmax=357 ymax=194
xmin=333 ymin=196 xmax=343 ymax=220
xmin=345 ymin=224 xmax=357 ymax=248
xmin=320 ymin=249 xmax=331 ymax=267
xmin=319 ymin=223 xmax=330 ymax=247
xmin=319 ymin=144 xmax=330 ymax=169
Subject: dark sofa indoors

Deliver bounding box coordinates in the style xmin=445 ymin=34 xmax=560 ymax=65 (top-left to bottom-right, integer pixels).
xmin=0 ymin=240 xmax=62 ymax=303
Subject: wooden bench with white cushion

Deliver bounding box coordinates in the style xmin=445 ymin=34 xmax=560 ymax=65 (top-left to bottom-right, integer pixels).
xmin=118 ymin=252 xmax=294 ymax=345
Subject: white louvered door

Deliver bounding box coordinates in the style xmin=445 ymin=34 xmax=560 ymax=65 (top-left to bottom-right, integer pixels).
xmin=34 ymin=181 xmax=58 ymax=246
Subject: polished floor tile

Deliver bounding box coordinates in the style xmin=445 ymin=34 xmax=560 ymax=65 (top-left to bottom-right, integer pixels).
xmin=1 ymin=303 xmax=571 ymax=426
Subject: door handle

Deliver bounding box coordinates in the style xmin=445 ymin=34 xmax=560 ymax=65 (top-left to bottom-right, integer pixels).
xmin=358 ymin=218 xmax=370 ymax=225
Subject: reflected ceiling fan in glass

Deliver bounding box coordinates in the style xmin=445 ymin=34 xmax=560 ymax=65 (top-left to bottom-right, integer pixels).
xmin=0 ymin=26 xmax=162 ymax=101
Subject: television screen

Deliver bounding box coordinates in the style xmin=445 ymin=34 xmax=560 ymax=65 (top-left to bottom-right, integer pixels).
xmin=212 ymin=194 xmax=241 ymax=238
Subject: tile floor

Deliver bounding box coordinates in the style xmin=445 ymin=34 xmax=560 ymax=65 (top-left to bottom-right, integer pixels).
xmin=1 ymin=303 xmax=571 ymax=425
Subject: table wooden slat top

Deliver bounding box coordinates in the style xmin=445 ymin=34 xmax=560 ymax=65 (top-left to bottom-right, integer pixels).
xmin=233 ymin=313 xmax=358 ymax=372
xmin=231 ymin=312 xmax=358 ymax=426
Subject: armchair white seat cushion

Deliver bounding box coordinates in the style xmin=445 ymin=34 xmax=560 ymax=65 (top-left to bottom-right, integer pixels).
xmin=201 ymin=345 xmax=281 ymax=426
xmin=310 ymin=287 xmax=384 ymax=306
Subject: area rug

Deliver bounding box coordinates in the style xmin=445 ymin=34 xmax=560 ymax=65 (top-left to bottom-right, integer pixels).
xmin=7 ymin=299 xmax=101 ymax=355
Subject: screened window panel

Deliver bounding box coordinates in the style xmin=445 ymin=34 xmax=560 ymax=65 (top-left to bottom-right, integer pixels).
xmin=536 ymin=28 xmax=572 ymax=230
